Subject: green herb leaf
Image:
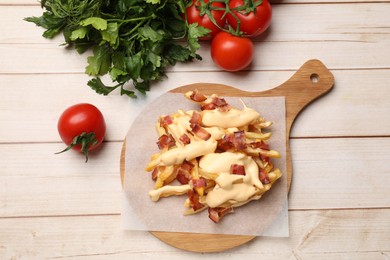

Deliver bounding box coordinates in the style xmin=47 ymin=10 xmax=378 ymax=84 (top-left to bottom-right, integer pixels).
xmin=101 ymin=22 xmax=119 ymax=47
xmin=138 ymin=25 xmax=164 ymax=42
xmin=80 ymin=17 xmax=107 ymax=30
xmin=70 ymin=27 xmax=88 ymax=41
xmin=87 ymin=77 xmax=120 ymax=95
xmin=86 ymin=45 xmax=111 ymax=76
xmin=187 ymin=23 xmax=210 ymax=52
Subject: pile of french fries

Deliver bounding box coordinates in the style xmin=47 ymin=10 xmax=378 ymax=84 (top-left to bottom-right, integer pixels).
xmin=145 ymin=91 xmax=282 ymax=223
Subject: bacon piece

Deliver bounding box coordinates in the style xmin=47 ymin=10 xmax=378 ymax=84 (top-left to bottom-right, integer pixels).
xmin=259 ymin=168 xmax=271 ymax=184
xmin=187 ymin=190 xmax=205 ymax=211
xmin=159 ymin=115 xmax=173 ymax=127
xmin=189 ymin=111 xmax=202 ymax=128
xmin=191 ymin=124 xmax=211 ymax=140
xmin=208 ymin=207 xmax=234 ymax=223
xmin=179 ymin=134 xmax=191 ymax=145
xmin=201 ymin=103 xmax=216 ymax=110
xmin=212 ymin=96 xmax=228 ymax=107
xmin=230 ymin=164 xmax=246 ymax=175
xmin=190 ymin=89 xmax=207 ymax=102
xmin=217 ymin=134 xmax=234 ymax=152
xmin=200 ymin=96 xmax=230 ymax=111
xmin=217 ymin=131 xmax=247 ymax=151
xmin=176 ymin=161 xmax=194 ymax=184
xmin=249 ymin=140 xmax=270 ymax=150
xmin=232 ymin=131 xmax=247 ymax=150
xmin=156 ymin=134 xmax=175 ymax=150
xmin=191 ymin=177 xmax=207 ymax=189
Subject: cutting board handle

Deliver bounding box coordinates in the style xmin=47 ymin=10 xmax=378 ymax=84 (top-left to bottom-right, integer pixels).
xmin=258 ymin=59 xmax=335 ymax=135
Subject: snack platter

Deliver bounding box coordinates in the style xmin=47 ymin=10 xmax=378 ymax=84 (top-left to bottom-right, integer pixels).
xmin=120 ymin=59 xmax=334 ymax=252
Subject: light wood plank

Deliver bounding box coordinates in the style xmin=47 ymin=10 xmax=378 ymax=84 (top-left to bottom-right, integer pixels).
xmin=1 ymin=4 xmax=390 ymax=71
xmin=1 ymin=209 xmax=390 ymax=258
xmin=289 ymin=137 xmax=390 ymax=210
xmin=1 ymin=138 xmax=389 ymax=217
xmin=0 ymin=142 xmax=123 ymax=217
xmin=1 ymin=69 xmax=389 ymax=143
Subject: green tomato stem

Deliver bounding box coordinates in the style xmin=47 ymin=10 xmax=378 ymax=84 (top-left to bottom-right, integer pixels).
xmin=56 ymin=132 xmax=98 ymax=163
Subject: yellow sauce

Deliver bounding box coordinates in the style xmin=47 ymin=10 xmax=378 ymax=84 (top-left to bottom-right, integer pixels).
xmin=153 ymin=138 xmax=217 ymax=166
xmin=199 ymin=152 xmax=263 ymax=208
xmin=201 ymin=106 xmax=260 ymax=128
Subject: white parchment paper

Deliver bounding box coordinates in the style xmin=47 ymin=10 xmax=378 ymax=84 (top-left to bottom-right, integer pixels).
xmin=121 ymin=92 xmax=289 ymax=237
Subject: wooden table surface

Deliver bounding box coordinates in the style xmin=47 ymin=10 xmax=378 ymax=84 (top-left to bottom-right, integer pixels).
xmin=1 ymin=0 xmax=390 ymax=259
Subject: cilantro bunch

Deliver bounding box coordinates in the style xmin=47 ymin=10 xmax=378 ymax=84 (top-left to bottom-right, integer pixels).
xmin=25 ymin=0 xmax=209 ymax=98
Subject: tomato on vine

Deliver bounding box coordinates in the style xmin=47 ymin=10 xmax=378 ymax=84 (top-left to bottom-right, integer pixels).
xmin=227 ymin=0 xmax=272 ymax=38
xmin=211 ymin=31 xmax=254 ymax=71
xmin=186 ymin=0 xmax=227 ymax=40
xmin=56 ymin=103 xmax=106 ymax=162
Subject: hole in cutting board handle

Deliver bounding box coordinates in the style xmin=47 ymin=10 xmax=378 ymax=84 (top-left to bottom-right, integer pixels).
xmin=310 ymin=73 xmax=319 ymax=83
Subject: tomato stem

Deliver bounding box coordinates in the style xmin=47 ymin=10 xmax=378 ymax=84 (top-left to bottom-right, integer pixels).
xmin=56 ymin=132 xmax=98 ymax=162
xmin=196 ymin=0 xmax=264 ymax=36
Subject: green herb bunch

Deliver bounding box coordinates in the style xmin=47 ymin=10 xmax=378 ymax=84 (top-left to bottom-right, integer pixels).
xmin=26 ymin=0 xmax=210 ymax=98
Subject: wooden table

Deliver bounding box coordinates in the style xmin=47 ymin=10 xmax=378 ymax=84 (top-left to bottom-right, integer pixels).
xmin=1 ymin=0 xmax=390 ymax=258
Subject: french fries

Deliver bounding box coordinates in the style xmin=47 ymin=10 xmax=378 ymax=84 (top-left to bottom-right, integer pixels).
xmin=146 ymin=90 xmax=283 ymax=223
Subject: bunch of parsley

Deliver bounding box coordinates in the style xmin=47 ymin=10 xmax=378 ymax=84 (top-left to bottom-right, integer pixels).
xmin=25 ymin=0 xmax=209 ymax=98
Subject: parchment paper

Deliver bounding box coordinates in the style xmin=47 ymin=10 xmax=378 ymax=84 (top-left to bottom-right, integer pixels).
xmin=121 ymin=92 xmax=289 ymax=237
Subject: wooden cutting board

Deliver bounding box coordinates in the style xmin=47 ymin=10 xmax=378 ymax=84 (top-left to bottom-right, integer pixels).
xmin=120 ymin=59 xmax=334 ymax=252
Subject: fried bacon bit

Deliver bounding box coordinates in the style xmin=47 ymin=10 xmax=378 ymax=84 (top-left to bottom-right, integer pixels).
xmin=217 ymin=134 xmax=234 ymax=151
xmin=230 ymin=164 xmax=246 ymax=175
xmin=201 ymin=96 xmax=230 ymax=111
xmin=208 ymin=207 xmax=234 ymax=223
xmin=191 ymin=177 xmax=207 ymax=189
xmin=259 ymin=168 xmax=271 ymax=184
xmin=232 ymin=131 xmax=247 ymax=150
xmin=191 ymin=124 xmax=211 ymax=140
xmin=201 ymin=103 xmax=216 ymax=111
xmin=212 ymin=96 xmax=229 ymax=109
xmin=189 ymin=111 xmax=202 ymax=128
xmin=157 ymin=134 xmax=175 ymax=150
xmin=190 ymin=89 xmax=207 ymax=102
xmin=179 ymin=134 xmax=191 ymax=145
xmin=176 ymin=161 xmax=194 ymax=184
xmin=187 ymin=190 xmax=205 ymax=211
xmin=217 ymin=131 xmax=247 ymax=151
xmin=159 ymin=115 xmax=173 ymax=127
xmin=249 ymin=141 xmax=270 ymax=150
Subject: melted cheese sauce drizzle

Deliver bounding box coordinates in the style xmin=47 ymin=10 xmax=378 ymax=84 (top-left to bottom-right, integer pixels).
xmin=202 ymin=106 xmax=260 ymax=128
xmin=199 ymin=152 xmax=263 ymax=208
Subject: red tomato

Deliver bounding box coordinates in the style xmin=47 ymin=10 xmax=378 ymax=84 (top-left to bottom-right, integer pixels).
xmin=211 ymin=31 xmax=254 ymax=71
xmin=57 ymin=103 xmax=106 ymax=161
xmin=227 ymin=0 xmax=272 ymax=38
xmin=186 ymin=0 xmax=226 ymax=40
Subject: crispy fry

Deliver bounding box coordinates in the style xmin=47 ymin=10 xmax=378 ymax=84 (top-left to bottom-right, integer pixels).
xmin=149 ymin=184 xmax=191 ymax=202
xmin=245 ymin=131 xmax=272 ymax=140
xmin=154 ymin=165 xmax=177 ymax=189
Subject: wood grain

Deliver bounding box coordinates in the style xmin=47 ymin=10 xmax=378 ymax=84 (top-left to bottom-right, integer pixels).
xmin=120 ymin=59 xmax=334 ymax=252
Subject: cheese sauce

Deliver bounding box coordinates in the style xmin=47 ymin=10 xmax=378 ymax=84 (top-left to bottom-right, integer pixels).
xmin=199 ymin=152 xmax=263 ymax=208
xmin=201 ymin=106 xmax=260 ymax=128
xmin=154 ymin=138 xmax=217 ymax=166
